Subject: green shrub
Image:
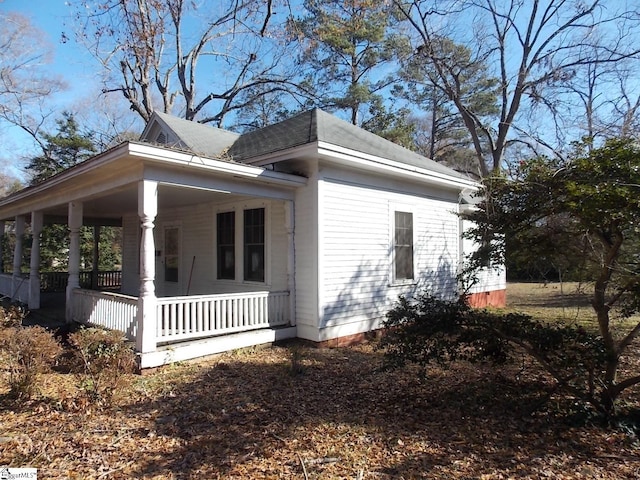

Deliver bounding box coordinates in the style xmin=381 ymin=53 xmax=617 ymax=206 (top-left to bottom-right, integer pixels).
xmin=379 ymin=293 xmax=608 ymax=413
xmin=69 ymin=327 xmax=136 ymax=407
xmin=0 ymin=323 xmax=63 ymax=400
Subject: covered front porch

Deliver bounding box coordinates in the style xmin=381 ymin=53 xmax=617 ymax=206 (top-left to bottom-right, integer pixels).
xmin=0 ymin=142 xmax=306 ymax=368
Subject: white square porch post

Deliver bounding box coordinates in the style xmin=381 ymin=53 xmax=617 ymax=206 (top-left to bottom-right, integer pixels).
xmin=29 ymin=211 xmax=43 ymax=310
xmin=136 ymin=180 xmax=158 ymax=354
xmin=284 ymin=200 xmax=296 ymax=325
xmin=66 ymin=201 xmax=83 ymax=321
xmin=12 ymin=215 xmax=26 ymax=301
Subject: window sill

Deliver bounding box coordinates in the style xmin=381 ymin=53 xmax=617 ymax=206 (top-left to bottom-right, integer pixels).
xmin=389 ymin=279 xmax=417 ymax=287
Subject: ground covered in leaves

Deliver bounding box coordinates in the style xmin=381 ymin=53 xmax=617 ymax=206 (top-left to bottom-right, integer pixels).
xmin=1 ymin=283 xmax=639 ymax=479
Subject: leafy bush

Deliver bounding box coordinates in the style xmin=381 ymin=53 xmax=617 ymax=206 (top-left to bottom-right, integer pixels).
xmin=379 ymin=293 xmax=610 ymax=414
xmin=69 ymin=327 xmax=136 ymax=407
xmin=0 ymin=321 xmax=63 ymax=400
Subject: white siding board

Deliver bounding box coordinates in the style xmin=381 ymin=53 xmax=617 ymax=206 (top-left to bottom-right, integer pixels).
xmin=461 ymin=219 xmax=506 ymax=293
xmin=318 ymin=173 xmax=461 ymax=330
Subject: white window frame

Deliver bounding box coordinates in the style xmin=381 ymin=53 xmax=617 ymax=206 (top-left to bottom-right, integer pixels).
xmin=389 ymin=204 xmax=417 ymax=286
xmin=214 ymin=200 xmax=270 ymax=286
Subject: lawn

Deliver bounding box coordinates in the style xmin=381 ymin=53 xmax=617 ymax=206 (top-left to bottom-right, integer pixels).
xmin=0 ymin=283 xmax=639 ymax=479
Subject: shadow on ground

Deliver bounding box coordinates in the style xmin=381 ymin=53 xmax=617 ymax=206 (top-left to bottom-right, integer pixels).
xmin=117 ymin=344 xmax=635 ymax=479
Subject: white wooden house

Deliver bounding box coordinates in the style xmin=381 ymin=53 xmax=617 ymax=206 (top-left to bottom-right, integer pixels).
xmin=0 ymin=109 xmax=505 ymax=368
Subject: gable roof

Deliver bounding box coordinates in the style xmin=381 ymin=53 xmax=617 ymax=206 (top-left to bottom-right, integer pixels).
xmin=142 ymin=108 xmax=472 ymax=182
xmin=227 ymin=109 xmax=468 ymax=179
xmin=141 ymin=111 xmax=240 ymax=158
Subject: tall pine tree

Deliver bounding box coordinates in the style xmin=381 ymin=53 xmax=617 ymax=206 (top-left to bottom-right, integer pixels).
xmin=26 ymin=112 xmax=96 ymax=185
xmin=24 ymin=113 xmax=120 ymax=276
xmin=288 ymin=0 xmax=410 ymax=127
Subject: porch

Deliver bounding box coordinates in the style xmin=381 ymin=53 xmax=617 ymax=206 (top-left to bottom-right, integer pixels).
xmin=2 ymin=273 xmax=295 ymax=368
xmin=0 ymin=142 xmax=306 ymax=368
xmin=69 ymin=288 xmax=294 ymax=368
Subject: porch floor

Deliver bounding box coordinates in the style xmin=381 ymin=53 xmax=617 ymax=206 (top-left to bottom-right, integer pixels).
xmin=21 ymin=292 xmax=68 ymax=329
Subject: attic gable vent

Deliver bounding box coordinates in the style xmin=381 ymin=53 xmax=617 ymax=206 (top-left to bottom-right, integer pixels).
xmin=156 ymin=132 xmax=167 ymax=144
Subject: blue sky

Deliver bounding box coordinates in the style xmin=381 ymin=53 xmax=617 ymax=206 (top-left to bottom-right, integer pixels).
xmin=1 ymin=0 xmax=99 ymax=179
xmin=2 ymin=0 xmax=90 ymax=91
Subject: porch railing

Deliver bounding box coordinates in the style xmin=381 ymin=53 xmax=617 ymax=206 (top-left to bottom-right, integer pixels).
xmin=156 ymin=291 xmax=290 ymax=343
xmin=40 ymin=271 xmax=122 ymax=292
xmin=70 ymin=289 xmax=291 ymax=346
xmin=0 ymin=272 xmax=29 ymax=303
xmin=71 ymin=289 xmax=138 ymax=341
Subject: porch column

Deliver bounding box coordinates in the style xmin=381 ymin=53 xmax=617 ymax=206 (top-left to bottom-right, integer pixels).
xmin=0 ymin=220 xmax=5 ymax=273
xmin=12 ymin=215 xmax=26 ymax=301
xmin=29 ymin=211 xmax=43 ymax=310
xmin=92 ymin=225 xmax=101 ymax=290
xmin=284 ymin=200 xmax=296 ymax=326
xmin=66 ymin=201 xmax=83 ymax=321
xmin=136 ymin=180 xmax=158 ymax=354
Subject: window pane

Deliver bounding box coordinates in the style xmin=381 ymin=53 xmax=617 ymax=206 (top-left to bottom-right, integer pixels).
xmin=165 ymin=256 xmax=179 ymax=282
xmin=164 ymin=227 xmax=179 ymax=282
xmin=244 ymin=208 xmax=265 ymax=282
xmin=217 ymin=212 xmax=235 ymax=280
xmin=165 ymin=227 xmax=179 ymax=255
xmin=394 ymin=211 xmax=414 ymax=280
xmin=395 ymin=245 xmax=413 ymax=279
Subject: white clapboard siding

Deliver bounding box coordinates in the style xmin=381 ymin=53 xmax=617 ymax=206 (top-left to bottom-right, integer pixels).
xmin=120 ymin=214 xmax=140 ymax=296
xmin=320 ymin=177 xmax=460 ymax=327
xmin=461 ymin=219 xmax=507 ymax=293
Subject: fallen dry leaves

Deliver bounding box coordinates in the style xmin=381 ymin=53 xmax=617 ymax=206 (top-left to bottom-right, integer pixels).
xmin=0 ymin=283 xmax=638 ymax=479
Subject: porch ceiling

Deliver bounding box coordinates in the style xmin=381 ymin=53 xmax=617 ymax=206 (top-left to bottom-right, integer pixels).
xmin=41 ymin=183 xmax=249 ymax=224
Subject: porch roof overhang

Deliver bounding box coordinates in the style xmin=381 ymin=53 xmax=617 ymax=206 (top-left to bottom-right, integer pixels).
xmin=240 ymin=141 xmax=480 ymax=193
xmin=0 ymin=141 xmax=308 ymax=223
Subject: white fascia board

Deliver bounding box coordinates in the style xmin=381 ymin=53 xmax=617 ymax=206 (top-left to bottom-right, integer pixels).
xmin=127 ymin=142 xmax=307 ymax=188
xmin=233 ymin=143 xmax=320 ymax=167
xmin=0 ymin=142 xmax=133 ymax=209
xmin=317 ymin=141 xmax=479 ymax=191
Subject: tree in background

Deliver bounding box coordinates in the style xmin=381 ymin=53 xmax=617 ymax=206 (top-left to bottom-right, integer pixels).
xmin=24 ymin=113 xmax=121 ymax=273
xmin=69 ymin=0 xmax=309 ymax=127
xmin=0 ymin=172 xmax=22 ymax=199
xmin=461 ymin=138 xmax=640 ymax=414
xmin=287 ymin=0 xmax=410 ymax=127
xmin=0 ymin=11 xmax=65 ymax=150
xmin=393 ymin=0 xmax=640 ymax=176
xmin=396 ymin=38 xmax=498 ymax=174
xmin=26 ymin=112 xmax=96 ymax=185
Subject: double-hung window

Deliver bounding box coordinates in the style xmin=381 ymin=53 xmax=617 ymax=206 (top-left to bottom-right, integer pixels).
xmin=394 ymin=210 xmax=414 ymax=282
xmin=216 ymin=207 xmax=266 ymax=283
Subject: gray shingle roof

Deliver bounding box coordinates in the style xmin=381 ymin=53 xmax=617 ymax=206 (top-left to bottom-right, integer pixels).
xmin=228 ymin=109 xmax=469 ymax=179
xmin=147 ymin=111 xmax=240 ymax=158
xmin=145 ymin=109 xmax=471 ymax=181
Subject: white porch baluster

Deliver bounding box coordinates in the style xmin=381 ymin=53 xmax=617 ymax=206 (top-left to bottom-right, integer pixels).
xmin=12 ymin=215 xmax=25 ymax=301
xmin=136 ymin=180 xmax=158 ymax=354
xmin=66 ymin=201 xmax=83 ymax=321
xmin=29 ymin=211 xmax=43 ymax=310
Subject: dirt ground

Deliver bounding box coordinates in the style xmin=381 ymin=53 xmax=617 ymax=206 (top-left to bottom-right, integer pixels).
xmin=0 ymin=283 xmax=639 ymax=479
